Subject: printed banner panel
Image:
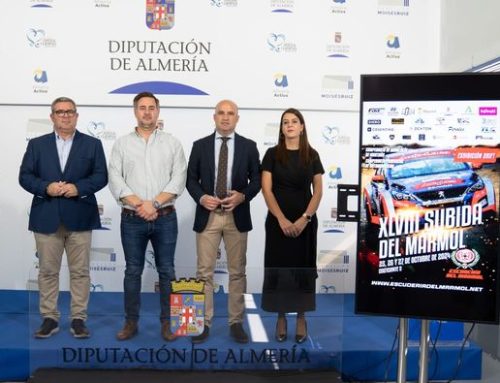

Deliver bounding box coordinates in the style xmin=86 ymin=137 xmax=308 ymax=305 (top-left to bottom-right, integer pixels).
xmin=0 ymin=0 xmax=439 ymax=109
xmin=356 ymin=73 xmax=500 ymax=323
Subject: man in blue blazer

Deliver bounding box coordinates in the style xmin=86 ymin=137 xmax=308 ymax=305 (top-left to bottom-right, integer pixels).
xmin=186 ymin=99 xmax=260 ymax=343
xmin=19 ymin=97 xmax=108 ymax=339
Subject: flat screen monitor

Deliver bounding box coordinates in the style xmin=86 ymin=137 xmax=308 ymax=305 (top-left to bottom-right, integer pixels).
xmin=356 ymin=73 xmax=500 ymax=323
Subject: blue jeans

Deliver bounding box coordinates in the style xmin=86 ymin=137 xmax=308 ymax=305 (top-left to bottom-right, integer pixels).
xmin=120 ymin=211 xmax=177 ymax=322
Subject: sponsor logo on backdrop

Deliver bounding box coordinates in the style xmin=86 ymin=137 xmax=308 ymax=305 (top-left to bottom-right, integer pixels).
xmin=90 ymin=283 xmax=105 ymax=292
xmin=320 ymin=284 xmax=336 ymax=293
xmin=321 ymin=75 xmax=354 ymax=100
xmin=87 ymin=121 xmax=116 ymax=141
xmin=475 ymin=135 xmax=495 ymax=141
xmin=323 ymin=220 xmax=346 ymax=234
xmin=368 ymin=107 xmax=385 ymax=114
xmin=146 ymin=0 xmax=175 ymax=30
xmin=331 ymin=207 xmax=338 ymax=220
xmin=270 ymin=0 xmax=294 ymax=13
xmin=26 ymin=118 xmax=52 ymax=141
xmin=33 ymin=68 xmax=49 ymax=94
xmin=401 ymin=107 xmax=414 ymax=116
xmin=479 ymin=107 xmax=497 ymax=116
xmin=322 ymin=126 xmax=351 ymax=145
xmin=326 ymin=32 xmax=350 ymax=58
xmin=211 ymin=0 xmax=238 ymax=7
xmin=90 ymin=248 xmax=116 ymax=262
xmin=481 ymin=118 xmax=496 ymax=125
xmin=435 ymin=116 xmax=446 ymax=125
xmin=412 ymin=125 xmax=431 ymax=131
xmin=263 ymin=122 xmax=279 ymax=147
xmin=108 ymin=38 xmax=211 ymax=94
xmin=481 ymin=126 xmax=496 ymax=134
xmin=97 ymin=204 xmax=112 ymax=229
xmin=387 ymin=107 xmax=399 ymax=116
xmin=317 ymin=250 xmax=349 ymax=273
xmin=331 ymin=0 xmax=347 ymax=14
xmin=273 ymin=73 xmax=289 ymax=98
xmin=95 ymin=0 xmax=111 ymax=7
xmin=267 ymin=33 xmax=297 ymax=53
xmin=27 ymin=28 xmax=56 ymax=48
xmin=328 ymin=165 xmax=342 ymax=180
xmin=386 ymin=34 xmax=401 ymax=58
xmin=327 ymin=165 xmax=342 ymax=189
xmin=30 ymin=0 xmax=53 ymax=8
xmin=378 ymin=0 xmax=409 ymax=16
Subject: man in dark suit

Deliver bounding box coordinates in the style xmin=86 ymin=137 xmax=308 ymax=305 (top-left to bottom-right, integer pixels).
xmin=186 ymin=99 xmax=260 ymax=343
xmin=19 ymin=96 xmax=108 ymax=339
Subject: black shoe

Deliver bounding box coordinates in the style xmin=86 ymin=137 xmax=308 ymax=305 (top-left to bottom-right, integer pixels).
xmin=295 ymin=317 xmax=307 ymax=344
xmin=35 ymin=318 xmax=59 ymax=339
xmin=230 ymin=323 xmax=249 ymax=343
xmin=70 ymin=319 xmax=90 ymax=339
xmin=191 ymin=325 xmax=210 ymax=344
xmin=275 ymin=316 xmax=287 ymax=342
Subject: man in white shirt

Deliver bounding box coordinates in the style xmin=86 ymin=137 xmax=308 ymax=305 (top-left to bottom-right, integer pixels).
xmin=108 ymin=92 xmax=187 ymax=341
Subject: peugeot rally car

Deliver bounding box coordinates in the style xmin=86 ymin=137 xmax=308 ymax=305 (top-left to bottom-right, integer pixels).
xmin=363 ymin=148 xmax=497 ymax=225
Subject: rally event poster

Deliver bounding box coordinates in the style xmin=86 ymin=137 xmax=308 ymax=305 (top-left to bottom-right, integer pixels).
xmin=356 ymin=99 xmax=500 ymax=323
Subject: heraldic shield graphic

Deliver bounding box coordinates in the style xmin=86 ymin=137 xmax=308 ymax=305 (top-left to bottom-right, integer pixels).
xmin=170 ymin=278 xmax=205 ymax=336
xmin=146 ymin=0 xmax=175 ymax=30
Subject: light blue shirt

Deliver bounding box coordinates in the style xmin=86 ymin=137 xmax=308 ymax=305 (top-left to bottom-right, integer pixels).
xmin=214 ymin=131 xmax=235 ymax=193
xmin=55 ymin=132 xmax=74 ymax=172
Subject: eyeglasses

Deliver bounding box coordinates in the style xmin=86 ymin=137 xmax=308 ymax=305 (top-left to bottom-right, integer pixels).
xmin=53 ymin=109 xmax=77 ymax=117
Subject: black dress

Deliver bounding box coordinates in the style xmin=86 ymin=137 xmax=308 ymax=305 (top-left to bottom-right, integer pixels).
xmin=261 ymin=146 xmax=324 ymax=313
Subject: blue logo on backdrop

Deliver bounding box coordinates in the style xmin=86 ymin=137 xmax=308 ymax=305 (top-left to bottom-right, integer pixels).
xmin=320 ymin=285 xmax=336 ymax=293
xmin=274 ymin=73 xmax=288 ymax=88
xmin=27 ymin=28 xmax=45 ymax=47
xmin=110 ymin=81 xmax=208 ymax=95
xmin=34 ymin=69 xmax=48 ymax=83
xmin=87 ymin=122 xmax=105 ymax=138
xmin=387 ymin=35 xmax=400 ymax=49
xmin=328 ymin=167 xmax=342 ymax=179
xmin=91 ymin=283 xmax=104 ymax=292
xmin=267 ymin=33 xmax=286 ymax=52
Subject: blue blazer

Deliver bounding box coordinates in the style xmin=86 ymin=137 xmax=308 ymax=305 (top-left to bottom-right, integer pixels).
xmin=19 ymin=130 xmax=108 ymax=234
xmin=186 ymin=132 xmax=261 ymax=233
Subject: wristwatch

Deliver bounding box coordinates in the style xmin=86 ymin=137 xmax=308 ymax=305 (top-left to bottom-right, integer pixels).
xmin=153 ymin=200 xmax=161 ymax=210
xmin=302 ymin=213 xmax=312 ymax=222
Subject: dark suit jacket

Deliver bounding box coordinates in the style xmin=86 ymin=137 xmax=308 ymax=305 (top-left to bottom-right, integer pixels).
xmin=186 ymin=132 xmax=261 ymax=233
xmin=19 ymin=130 xmax=108 ymax=234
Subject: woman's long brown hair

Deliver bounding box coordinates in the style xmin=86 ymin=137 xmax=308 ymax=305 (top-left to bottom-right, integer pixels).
xmin=275 ymin=108 xmax=313 ymax=166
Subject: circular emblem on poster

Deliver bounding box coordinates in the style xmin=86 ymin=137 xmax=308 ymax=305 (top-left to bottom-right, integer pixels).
xmin=451 ymin=248 xmax=480 ymax=269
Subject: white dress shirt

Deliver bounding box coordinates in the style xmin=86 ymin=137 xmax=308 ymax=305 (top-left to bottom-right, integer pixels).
xmin=108 ymin=128 xmax=187 ymax=208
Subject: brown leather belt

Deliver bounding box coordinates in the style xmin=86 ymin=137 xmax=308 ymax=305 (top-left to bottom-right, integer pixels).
xmin=122 ymin=206 xmax=175 ymax=217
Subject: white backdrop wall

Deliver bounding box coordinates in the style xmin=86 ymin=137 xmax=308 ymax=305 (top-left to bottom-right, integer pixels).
xmin=0 ymin=0 xmax=441 ymax=294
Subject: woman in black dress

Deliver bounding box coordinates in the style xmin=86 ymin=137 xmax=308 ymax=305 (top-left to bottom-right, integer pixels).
xmin=261 ymin=108 xmax=324 ymax=343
